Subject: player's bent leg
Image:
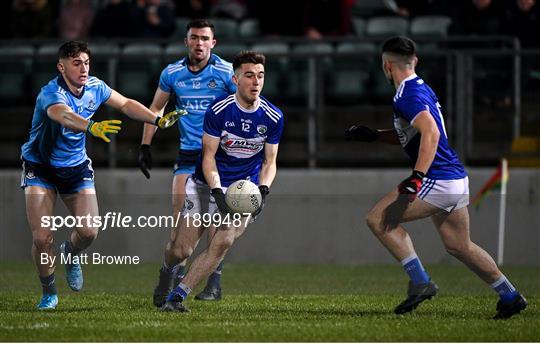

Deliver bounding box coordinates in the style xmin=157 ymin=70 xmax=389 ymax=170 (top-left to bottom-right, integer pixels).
xmin=181 ymin=225 xmax=237 ymax=291
xmin=172 ymin=173 xmax=189 ymax=218
xmin=27 ymin=189 xmax=57 ymax=276
xmin=25 ymin=186 xmax=59 ymax=309
xmin=168 ymin=173 xmax=190 ymax=287
xmin=433 ymin=207 xmax=527 ymax=319
xmin=432 ymin=207 xmax=500 ymax=282
xmin=195 ymin=226 xmax=223 ymax=301
xmin=60 ymin=188 xmax=99 ymax=292
xmin=62 ymin=188 xmax=99 ymax=250
xmin=162 ymin=222 xmax=247 ymax=312
xmin=155 ymin=219 xmax=204 ymax=307
xmin=366 ymin=190 xmax=441 ymax=261
xmin=365 ymin=190 xmax=442 ymax=314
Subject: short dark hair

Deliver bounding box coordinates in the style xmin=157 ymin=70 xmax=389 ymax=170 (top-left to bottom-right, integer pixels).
xmin=186 ymin=19 xmax=215 ymax=36
xmin=232 ymin=51 xmax=266 ymax=71
xmin=58 ymin=41 xmax=91 ymax=60
xmin=381 ymin=36 xmax=416 ymax=57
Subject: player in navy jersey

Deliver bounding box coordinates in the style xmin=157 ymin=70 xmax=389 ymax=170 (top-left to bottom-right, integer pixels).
xmin=141 ymin=19 xmax=237 ymax=306
xmin=20 ymin=41 xmax=179 ymax=310
xmin=160 ymin=51 xmax=284 ymax=312
xmin=345 ymin=37 xmax=526 ymax=319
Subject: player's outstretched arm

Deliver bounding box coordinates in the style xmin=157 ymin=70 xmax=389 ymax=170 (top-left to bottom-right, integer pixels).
xmin=139 ymin=88 xmax=170 ymax=179
xmin=377 ymin=129 xmax=401 ymax=145
xmin=47 ymin=103 xmax=93 ymax=133
xmin=105 ymin=90 xmax=182 ymax=129
xmin=47 ymin=103 xmax=121 ymax=143
xmin=345 ymin=125 xmax=401 ymax=145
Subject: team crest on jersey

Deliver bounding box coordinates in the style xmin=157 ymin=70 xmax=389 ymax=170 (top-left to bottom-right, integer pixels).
xmin=207 ymin=79 xmax=217 ymax=89
xmin=257 ymin=125 xmax=267 ymax=134
xmin=87 ymin=99 xmax=96 ymax=111
xmin=26 ymin=170 xmax=35 ymax=179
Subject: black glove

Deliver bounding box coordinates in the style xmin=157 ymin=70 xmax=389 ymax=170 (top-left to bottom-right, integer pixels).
xmin=253 ymin=185 xmax=269 ymax=216
xmin=344 ymin=125 xmax=379 ymax=142
xmin=138 ymin=144 xmax=152 ymax=179
xmin=211 ymin=188 xmax=231 ymax=215
xmin=398 ymin=170 xmax=425 ymax=202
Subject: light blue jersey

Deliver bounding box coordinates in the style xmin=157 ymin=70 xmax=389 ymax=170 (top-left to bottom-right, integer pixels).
xmin=158 ymin=54 xmax=236 ymax=151
xmin=21 ymin=76 xmax=112 ymax=167
xmin=393 ymin=74 xmax=466 ymax=180
xmin=194 ymin=94 xmax=284 ymax=187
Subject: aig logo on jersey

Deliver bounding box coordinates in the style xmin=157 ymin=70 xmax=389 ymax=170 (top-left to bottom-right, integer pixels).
xmin=257 ymin=125 xmax=267 ymax=135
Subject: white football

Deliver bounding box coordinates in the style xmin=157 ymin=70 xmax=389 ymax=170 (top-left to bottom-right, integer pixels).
xmin=225 ymin=180 xmax=262 ymax=214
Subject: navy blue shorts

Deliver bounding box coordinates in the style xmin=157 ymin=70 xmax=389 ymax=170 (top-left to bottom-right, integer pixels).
xmin=173 ymin=149 xmax=201 ymax=175
xmin=20 ymin=158 xmax=95 ymax=194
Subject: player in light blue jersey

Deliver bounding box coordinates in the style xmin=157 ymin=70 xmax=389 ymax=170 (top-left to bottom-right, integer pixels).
xmin=161 ymin=51 xmax=284 ymax=312
xmin=141 ymin=19 xmax=237 ymax=307
xmin=20 ymin=41 xmax=179 ymax=310
xmin=345 ymin=37 xmax=526 ymax=319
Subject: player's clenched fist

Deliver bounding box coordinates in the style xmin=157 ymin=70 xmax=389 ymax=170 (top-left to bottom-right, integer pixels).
xmin=398 ymin=170 xmax=425 ymax=202
xmin=87 ymin=119 xmax=122 ymax=143
xmin=344 ymin=125 xmax=379 ymax=142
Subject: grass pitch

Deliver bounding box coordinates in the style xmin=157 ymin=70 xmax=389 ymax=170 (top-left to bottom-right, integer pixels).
xmin=0 ymin=262 xmax=538 ymax=341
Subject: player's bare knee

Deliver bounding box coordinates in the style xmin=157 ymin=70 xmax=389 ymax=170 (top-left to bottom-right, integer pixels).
xmin=173 ymin=241 xmax=194 ymax=261
xmin=78 ymin=228 xmax=98 ymax=242
xmin=33 ymin=232 xmax=53 ymax=251
xmin=365 ymin=210 xmax=383 ymax=234
xmin=212 ymin=235 xmax=235 ymax=254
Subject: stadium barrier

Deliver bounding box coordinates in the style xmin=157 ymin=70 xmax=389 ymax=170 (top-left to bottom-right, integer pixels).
xmin=1 ymin=168 xmax=538 ymax=265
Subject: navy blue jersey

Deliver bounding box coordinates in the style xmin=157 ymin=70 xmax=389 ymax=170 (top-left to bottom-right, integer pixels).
xmin=194 ymin=94 xmax=284 ymax=187
xmin=21 ymin=76 xmax=112 ymax=167
xmin=158 ymin=54 xmax=236 ymax=150
xmin=393 ymin=74 xmax=466 ymax=180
